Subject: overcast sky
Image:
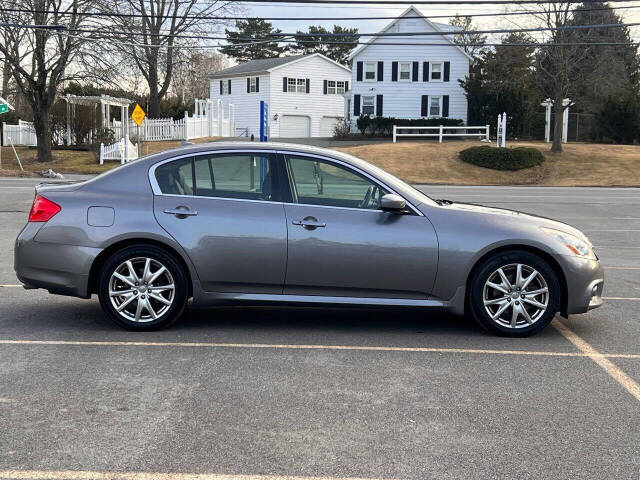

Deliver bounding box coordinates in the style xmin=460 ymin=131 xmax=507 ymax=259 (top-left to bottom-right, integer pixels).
xmin=240 ymin=1 xmax=640 ymax=43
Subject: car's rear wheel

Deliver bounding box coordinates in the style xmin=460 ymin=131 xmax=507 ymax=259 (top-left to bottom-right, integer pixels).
xmin=98 ymin=245 xmax=188 ymax=330
xmin=468 ymin=251 xmax=561 ymax=337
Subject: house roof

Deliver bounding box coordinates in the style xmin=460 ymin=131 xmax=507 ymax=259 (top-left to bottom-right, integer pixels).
xmin=209 ymin=53 xmax=350 ymax=79
xmin=347 ymin=6 xmax=472 ymax=61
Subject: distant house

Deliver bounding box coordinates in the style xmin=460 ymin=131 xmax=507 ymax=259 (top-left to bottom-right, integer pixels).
xmin=209 ymin=53 xmax=351 ymax=138
xmin=345 ymin=6 xmax=471 ymax=128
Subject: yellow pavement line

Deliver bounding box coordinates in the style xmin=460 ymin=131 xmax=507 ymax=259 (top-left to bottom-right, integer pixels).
xmin=552 ymin=319 xmax=640 ymax=402
xmin=0 ymin=471 xmax=393 ymax=480
xmin=1 ymin=338 xmax=639 ymax=359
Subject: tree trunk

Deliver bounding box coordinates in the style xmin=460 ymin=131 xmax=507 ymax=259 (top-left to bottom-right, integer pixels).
xmin=32 ymin=103 xmax=53 ymax=163
xmin=1 ymin=61 xmax=10 ymax=97
xmin=551 ymin=97 xmax=564 ymax=153
xmin=148 ymin=63 xmax=161 ymax=118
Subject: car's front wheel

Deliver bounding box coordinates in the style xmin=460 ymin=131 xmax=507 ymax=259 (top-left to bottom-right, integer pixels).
xmin=98 ymin=245 xmax=188 ymax=330
xmin=468 ymin=250 xmax=561 ymax=337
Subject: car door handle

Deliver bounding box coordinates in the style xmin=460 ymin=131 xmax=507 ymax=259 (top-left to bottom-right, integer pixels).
xmin=164 ymin=208 xmax=198 ymax=217
xmin=293 ymin=217 xmax=326 ymax=228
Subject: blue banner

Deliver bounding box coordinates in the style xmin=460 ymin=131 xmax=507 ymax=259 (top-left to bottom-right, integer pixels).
xmin=260 ymin=101 xmax=269 ymax=142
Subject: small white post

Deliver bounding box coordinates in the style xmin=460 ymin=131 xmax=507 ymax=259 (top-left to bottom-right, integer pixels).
xmin=230 ymin=104 xmax=235 ymax=137
xmin=100 ymin=143 xmax=104 ymax=165
xmin=562 ymin=100 xmax=570 ymax=143
xmin=501 ymin=113 xmax=507 ymax=147
xmin=66 ymin=100 xmax=71 ymax=146
xmin=485 ymin=125 xmax=490 ymax=142
xmin=207 ymin=99 xmax=213 ymax=137
xmin=217 ymin=99 xmax=223 ymax=136
xmin=123 ymin=135 xmax=129 ymax=165
xmin=496 ymin=114 xmax=501 ymax=147
xmin=393 ymin=125 xmax=397 ymax=143
xmin=438 ymin=125 xmax=443 ymax=143
xmin=184 ymin=110 xmax=189 ymax=140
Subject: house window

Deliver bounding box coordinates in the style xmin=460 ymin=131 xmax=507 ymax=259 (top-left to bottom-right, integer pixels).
xmin=287 ymin=77 xmax=307 ymax=93
xmin=362 ymin=96 xmax=375 ymax=115
xmin=249 ymin=77 xmax=257 ymax=93
xmin=399 ymin=62 xmax=411 ymax=81
xmin=430 ymin=62 xmax=443 ymax=81
xmin=364 ymin=62 xmax=376 ymax=81
xmin=327 ymin=80 xmax=346 ymax=95
xmin=221 ymin=81 xmax=229 ymax=95
xmin=429 ymin=96 xmax=441 ymax=117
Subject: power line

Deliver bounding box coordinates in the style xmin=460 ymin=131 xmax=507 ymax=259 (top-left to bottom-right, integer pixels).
xmin=236 ymin=0 xmax=635 ymax=4
xmin=1 ymin=4 xmax=640 ymax=21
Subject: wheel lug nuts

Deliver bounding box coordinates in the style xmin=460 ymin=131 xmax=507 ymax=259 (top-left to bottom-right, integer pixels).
xmin=141 ymin=295 xmax=145 ymax=299
xmin=515 ymin=301 xmax=520 ymax=305
xmin=521 ymin=294 xmax=525 ymax=298
xmin=135 ymin=282 xmax=139 ymax=286
xmin=134 ymin=290 xmax=138 ymax=295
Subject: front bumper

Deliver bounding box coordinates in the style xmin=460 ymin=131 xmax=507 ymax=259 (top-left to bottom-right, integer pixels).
xmin=561 ymin=254 xmax=604 ymax=315
xmin=14 ymin=223 xmax=101 ymax=299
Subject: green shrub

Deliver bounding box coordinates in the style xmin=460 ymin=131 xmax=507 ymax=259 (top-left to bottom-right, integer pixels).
xmin=459 ymin=145 xmax=544 ymax=171
xmin=356 ymin=115 xmax=464 ymax=137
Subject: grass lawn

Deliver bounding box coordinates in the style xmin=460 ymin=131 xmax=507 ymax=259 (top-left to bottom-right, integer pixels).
xmin=335 ymin=141 xmax=640 ymax=186
xmin=1 ymin=138 xmax=639 ymax=186
xmin=0 ymin=137 xmax=220 ymax=176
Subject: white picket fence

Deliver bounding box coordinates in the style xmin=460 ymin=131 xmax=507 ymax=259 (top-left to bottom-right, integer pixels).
xmin=393 ymin=124 xmax=491 ymax=143
xmin=2 ymin=120 xmax=37 ymax=146
xmin=111 ymin=99 xmax=235 ymax=142
xmin=100 ymin=136 xmax=139 ymax=165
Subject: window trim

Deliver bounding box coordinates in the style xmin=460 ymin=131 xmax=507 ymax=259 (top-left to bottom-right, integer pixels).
xmin=148 ymin=150 xmax=423 ymax=215
xmin=361 ymin=95 xmax=375 ymax=116
xmin=327 ymin=80 xmax=346 ymax=95
xmin=399 ymin=61 xmax=411 ymax=82
xmin=221 ymin=81 xmax=230 ymax=95
xmin=286 ymin=77 xmax=307 ymax=93
xmin=249 ymin=77 xmax=258 ymax=93
xmin=363 ymin=61 xmax=377 ymax=82
xmin=428 ymin=95 xmax=442 ymax=117
xmin=430 ymin=61 xmax=444 ymax=82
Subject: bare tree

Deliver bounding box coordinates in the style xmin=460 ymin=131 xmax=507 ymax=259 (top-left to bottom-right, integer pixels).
xmin=449 ymin=14 xmax=487 ymax=60
xmin=171 ymin=50 xmax=229 ymax=103
xmin=0 ymin=0 xmax=93 ymax=162
xmin=99 ymin=0 xmax=237 ymax=117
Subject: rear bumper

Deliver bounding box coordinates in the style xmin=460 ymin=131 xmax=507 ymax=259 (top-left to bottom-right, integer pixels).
xmin=14 ymin=223 xmax=100 ymax=299
xmin=561 ymin=255 xmax=604 ymax=315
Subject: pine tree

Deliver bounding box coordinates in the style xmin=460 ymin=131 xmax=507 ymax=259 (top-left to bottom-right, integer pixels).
xmin=220 ymin=19 xmax=288 ymax=63
xmin=291 ymin=25 xmax=359 ymax=65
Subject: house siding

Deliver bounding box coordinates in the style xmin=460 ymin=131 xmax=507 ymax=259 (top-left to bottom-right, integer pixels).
xmin=209 ymin=74 xmax=270 ymax=139
xmin=269 ymin=55 xmax=351 ymax=138
xmin=349 ymin=15 xmax=469 ymax=127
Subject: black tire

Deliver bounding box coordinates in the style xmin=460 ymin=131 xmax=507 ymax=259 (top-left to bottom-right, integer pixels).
xmin=98 ymin=245 xmax=188 ymax=330
xmin=468 ymin=250 xmax=561 ymax=337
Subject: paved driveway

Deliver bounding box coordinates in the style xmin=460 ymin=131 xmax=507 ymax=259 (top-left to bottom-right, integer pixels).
xmin=0 ymin=178 xmax=639 ymax=479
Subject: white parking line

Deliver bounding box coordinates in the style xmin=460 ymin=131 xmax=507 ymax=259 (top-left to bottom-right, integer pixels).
xmin=0 ymin=471 xmax=394 ymax=480
xmin=1 ymin=339 xmax=639 ymax=359
xmin=552 ymin=320 xmax=640 ymax=402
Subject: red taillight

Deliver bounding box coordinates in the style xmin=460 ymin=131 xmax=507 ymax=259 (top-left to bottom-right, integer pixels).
xmin=28 ymin=194 xmax=61 ymax=222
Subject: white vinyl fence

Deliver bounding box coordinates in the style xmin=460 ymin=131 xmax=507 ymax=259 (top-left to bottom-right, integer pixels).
xmin=2 ymin=120 xmax=37 ymax=146
xmin=393 ymin=124 xmax=490 ymax=143
xmin=100 ymin=137 xmax=139 ymax=165
xmin=111 ymin=99 xmax=235 ymax=142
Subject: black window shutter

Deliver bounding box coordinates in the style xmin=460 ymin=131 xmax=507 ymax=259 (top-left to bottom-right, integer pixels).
xmin=444 ymin=62 xmax=450 ymax=82
xmin=219 ymin=80 xmax=223 ymax=94
xmin=256 ymin=77 xmax=259 ymax=92
xmin=354 ymin=94 xmax=361 ymax=116
xmin=391 ymin=62 xmax=398 ymax=82
xmin=377 ymin=61 xmax=383 ymax=81
xmin=283 ymin=77 xmax=288 ymax=92
xmin=376 ymin=95 xmax=383 ymax=116
xmin=421 ymin=95 xmax=428 ymax=117
xmin=228 ymin=79 xmax=231 ymax=94
xmin=443 ymin=95 xmax=450 ymax=117
xmin=423 ymin=62 xmax=429 ymax=81
xmin=412 ymin=61 xmax=419 ymax=82
xmin=356 ymin=62 xmax=363 ymax=81
xmin=306 ymin=78 xmax=310 ymax=93
xmin=323 ymin=80 xmax=328 ymax=94
xmin=247 ymin=78 xmax=250 ymax=93
xmin=345 ymin=81 xmax=349 ymax=91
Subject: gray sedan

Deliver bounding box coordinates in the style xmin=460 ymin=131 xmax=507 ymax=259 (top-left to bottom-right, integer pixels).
xmin=14 ymin=142 xmax=603 ymax=336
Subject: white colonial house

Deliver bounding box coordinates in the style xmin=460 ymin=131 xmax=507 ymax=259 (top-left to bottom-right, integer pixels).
xmin=209 ymin=53 xmax=351 ymax=138
xmin=346 ymin=6 xmax=471 ymax=128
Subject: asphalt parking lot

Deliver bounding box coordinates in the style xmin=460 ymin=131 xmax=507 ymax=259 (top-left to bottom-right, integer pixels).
xmin=0 ymin=177 xmax=639 ymax=479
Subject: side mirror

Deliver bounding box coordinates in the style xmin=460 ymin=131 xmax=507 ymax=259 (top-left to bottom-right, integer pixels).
xmin=380 ymin=193 xmax=407 ymax=213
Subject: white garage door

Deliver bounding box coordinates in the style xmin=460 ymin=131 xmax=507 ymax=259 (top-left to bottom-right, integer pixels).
xmin=320 ymin=116 xmax=342 ymax=137
xmin=280 ymin=115 xmax=311 ymax=138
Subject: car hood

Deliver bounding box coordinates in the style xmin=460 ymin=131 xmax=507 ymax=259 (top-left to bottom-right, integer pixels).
xmin=440 ymin=201 xmax=590 ymax=243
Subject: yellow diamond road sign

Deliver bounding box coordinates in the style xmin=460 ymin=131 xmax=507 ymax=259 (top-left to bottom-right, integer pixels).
xmin=131 ymin=104 xmax=146 ymax=126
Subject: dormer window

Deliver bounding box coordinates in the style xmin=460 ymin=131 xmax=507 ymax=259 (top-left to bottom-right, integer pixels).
xmin=364 ymin=62 xmax=377 ymax=81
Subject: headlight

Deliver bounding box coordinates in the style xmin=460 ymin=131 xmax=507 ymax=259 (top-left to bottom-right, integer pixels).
xmin=540 ymin=227 xmax=595 ymax=259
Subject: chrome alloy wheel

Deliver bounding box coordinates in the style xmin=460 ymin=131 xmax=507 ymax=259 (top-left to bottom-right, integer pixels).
xmin=108 ymin=257 xmax=175 ymax=323
xmin=482 ymin=263 xmax=549 ymax=329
